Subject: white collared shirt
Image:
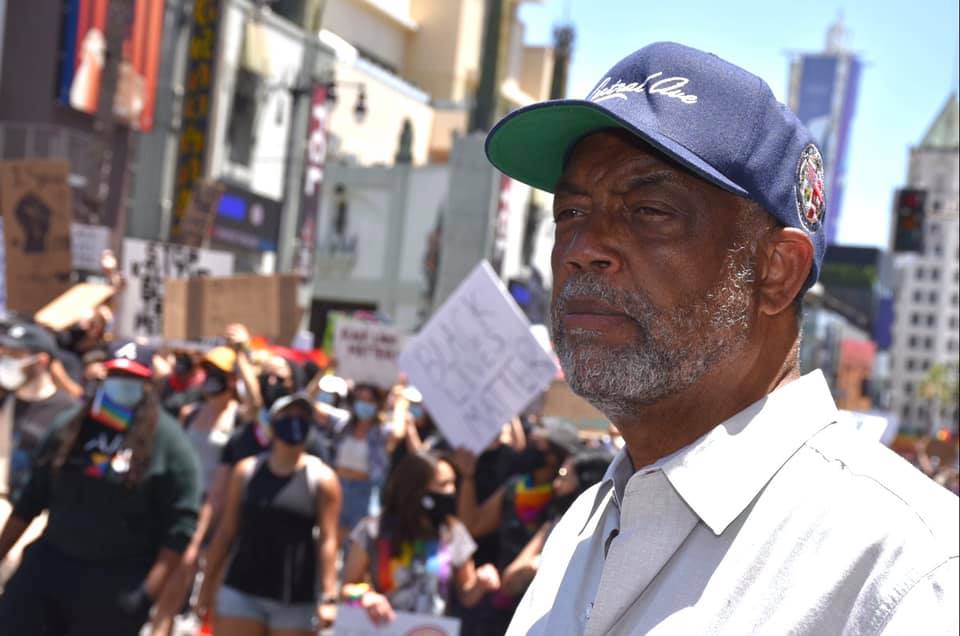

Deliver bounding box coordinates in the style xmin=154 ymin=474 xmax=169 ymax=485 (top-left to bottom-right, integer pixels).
xmin=507 ymin=371 xmax=959 ymax=635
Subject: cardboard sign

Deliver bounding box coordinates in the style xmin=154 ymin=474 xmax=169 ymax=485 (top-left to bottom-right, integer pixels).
xmin=0 ymin=160 xmax=73 ymax=315
xmin=333 ymin=319 xmax=406 ymax=389
xmin=399 ymin=261 xmax=558 ymax=454
xmin=34 ymin=283 xmax=114 ymax=331
xmin=334 ymin=605 xmax=460 ymax=636
xmin=176 ymin=180 xmax=224 ymax=248
xmin=163 ymin=273 xmax=301 ymax=345
xmin=118 ymin=238 xmax=234 ymax=338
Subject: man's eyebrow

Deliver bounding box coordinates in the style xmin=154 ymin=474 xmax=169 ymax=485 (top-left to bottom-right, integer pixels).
xmin=617 ymin=170 xmax=678 ymax=192
xmin=553 ymin=179 xmax=589 ymax=196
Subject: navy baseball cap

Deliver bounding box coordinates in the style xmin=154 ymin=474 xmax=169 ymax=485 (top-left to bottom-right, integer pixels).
xmin=485 ymin=41 xmax=827 ymax=291
xmin=104 ymin=340 xmax=155 ymax=379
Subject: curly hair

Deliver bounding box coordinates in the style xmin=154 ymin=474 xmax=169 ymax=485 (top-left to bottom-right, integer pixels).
xmin=48 ymin=381 xmax=158 ymax=487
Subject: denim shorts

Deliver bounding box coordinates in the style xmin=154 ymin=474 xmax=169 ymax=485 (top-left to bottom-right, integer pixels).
xmin=217 ymin=584 xmax=316 ymax=631
xmin=339 ymin=477 xmax=374 ymax=530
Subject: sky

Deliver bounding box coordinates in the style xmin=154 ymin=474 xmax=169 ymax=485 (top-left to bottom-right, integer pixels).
xmin=518 ymin=0 xmax=960 ymax=249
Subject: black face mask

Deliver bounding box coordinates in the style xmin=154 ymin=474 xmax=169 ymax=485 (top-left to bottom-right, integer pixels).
xmin=259 ymin=373 xmax=289 ymax=409
xmin=272 ymin=416 xmax=309 ymax=445
xmin=202 ymin=371 xmax=229 ymax=397
xmin=515 ymin=446 xmax=548 ymax=474
xmin=420 ymin=492 xmax=457 ymax=528
xmin=549 ymin=492 xmax=578 ymax=519
xmin=174 ymin=354 xmax=193 ymax=376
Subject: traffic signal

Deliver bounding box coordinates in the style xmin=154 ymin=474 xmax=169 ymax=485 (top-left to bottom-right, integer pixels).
xmin=892 ymin=188 xmax=926 ymax=253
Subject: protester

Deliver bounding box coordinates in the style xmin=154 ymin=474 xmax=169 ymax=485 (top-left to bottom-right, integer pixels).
xmin=483 ymin=41 xmax=960 ymax=634
xmin=0 ymin=323 xmax=78 ymax=501
xmin=334 ymin=383 xmax=391 ymax=543
xmin=159 ymin=349 xmax=205 ymax=419
xmin=453 ymin=420 xmax=579 ymax=633
xmin=150 ymin=326 xmax=263 ymax=636
xmin=197 ymin=392 xmax=342 ymax=634
xmin=341 ymin=451 xmax=500 ymax=623
xmin=387 ymin=385 xmax=445 ymax=472
xmin=500 ymin=448 xmax=613 ymax=597
xmin=0 ymin=322 xmax=78 ymax=584
xmin=0 ymin=340 xmax=200 ymax=635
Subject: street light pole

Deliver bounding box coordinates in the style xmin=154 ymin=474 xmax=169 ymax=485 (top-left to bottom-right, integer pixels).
xmin=275 ymin=30 xmax=321 ymax=274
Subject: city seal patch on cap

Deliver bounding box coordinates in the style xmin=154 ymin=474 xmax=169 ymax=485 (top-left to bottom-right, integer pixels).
xmin=795 ymin=144 xmax=825 ymax=233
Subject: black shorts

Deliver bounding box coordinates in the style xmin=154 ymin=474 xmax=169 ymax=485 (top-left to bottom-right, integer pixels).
xmin=0 ymin=539 xmax=152 ymax=636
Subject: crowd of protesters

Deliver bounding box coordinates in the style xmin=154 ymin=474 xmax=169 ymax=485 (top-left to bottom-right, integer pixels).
xmin=0 ymin=301 xmax=620 ymax=636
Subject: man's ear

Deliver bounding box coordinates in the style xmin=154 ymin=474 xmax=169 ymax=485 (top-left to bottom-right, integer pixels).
xmin=755 ymin=227 xmax=813 ymax=317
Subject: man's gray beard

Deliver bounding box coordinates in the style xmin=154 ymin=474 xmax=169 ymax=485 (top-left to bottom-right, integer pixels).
xmin=551 ymin=242 xmax=757 ymax=419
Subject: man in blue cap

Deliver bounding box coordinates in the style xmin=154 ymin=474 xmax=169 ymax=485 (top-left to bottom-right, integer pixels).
xmin=486 ymin=42 xmax=958 ymax=635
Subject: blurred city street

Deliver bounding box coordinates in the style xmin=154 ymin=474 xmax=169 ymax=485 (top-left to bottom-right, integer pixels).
xmin=0 ymin=1 xmax=957 ymax=635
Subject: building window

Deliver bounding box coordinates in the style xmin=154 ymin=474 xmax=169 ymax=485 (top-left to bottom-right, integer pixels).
xmin=934 ymin=243 xmax=943 ymax=256
xmin=909 ymin=335 xmax=918 ymax=347
xmin=929 ymin=291 xmax=939 ymax=303
xmin=952 ymin=293 xmax=959 ymax=305
xmin=924 ymin=336 xmax=934 ymax=349
xmin=226 ymin=69 xmax=261 ymax=167
xmin=927 ymin=314 xmax=936 ymax=327
xmin=916 ymin=267 xmax=925 ymax=280
xmin=902 ymin=404 xmax=911 ymax=420
xmin=905 ymin=382 xmax=914 ymax=395
xmin=949 ymin=340 xmax=958 ymax=352
xmin=913 ymin=290 xmax=923 ymax=302
xmin=950 ymin=315 xmax=959 ymax=329
xmin=922 ymin=359 xmax=931 ymax=371
xmin=911 ymin=313 xmax=920 ymax=326
xmin=907 ymin=359 xmax=915 ymax=371
xmin=931 ymin=268 xmax=941 ymax=281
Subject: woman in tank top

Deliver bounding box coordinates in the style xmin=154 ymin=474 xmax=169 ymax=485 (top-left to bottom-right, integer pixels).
xmin=197 ymin=392 xmax=342 ymax=635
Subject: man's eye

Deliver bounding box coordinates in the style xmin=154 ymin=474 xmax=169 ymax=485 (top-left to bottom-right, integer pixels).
xmin=630 ymin=206 xmax=670 ymax=217
xmin=554 ymin=208 xmax=584 ymax=223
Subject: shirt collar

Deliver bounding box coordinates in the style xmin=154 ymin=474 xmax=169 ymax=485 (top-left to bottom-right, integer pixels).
xmin=593 ymin=370 xmax=838 ymax=535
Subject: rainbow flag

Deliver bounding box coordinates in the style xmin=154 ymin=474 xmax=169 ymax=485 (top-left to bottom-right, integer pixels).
xmin=375 ymin=536 xmax=451 ymax=596
xmin=514 ymin=477 xmax=553 ymax=527
xmin=91 ymin=391 xmax=135 ymax=432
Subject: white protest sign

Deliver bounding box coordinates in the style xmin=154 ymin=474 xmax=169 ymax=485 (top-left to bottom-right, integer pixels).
xmin=334 ymin=319 xmax=406 ymax=389
xmin=117 ymin=238 xmax=234 ymax=338
xmin=334 ymin=605 xmax=460 ymax=636
xmin=399 ymin=261 xmax=558 ymax=454
xmin=70 ymin=223 xmax=111 ymax=271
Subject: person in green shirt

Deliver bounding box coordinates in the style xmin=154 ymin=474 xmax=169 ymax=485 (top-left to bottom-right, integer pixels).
xmin=0 ymin=339 xmax=201 ymax=636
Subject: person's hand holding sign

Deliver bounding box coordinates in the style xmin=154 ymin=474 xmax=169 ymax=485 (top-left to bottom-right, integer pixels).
xmin=361 ymin=590 xmax=396 ymax=625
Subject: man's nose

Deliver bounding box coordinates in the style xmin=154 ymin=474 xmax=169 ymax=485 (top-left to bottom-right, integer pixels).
xmin=558 ymin=216 xmax=624 ymax=274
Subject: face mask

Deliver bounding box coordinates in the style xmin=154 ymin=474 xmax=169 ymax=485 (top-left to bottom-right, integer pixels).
xmin=103 ymin=377 xmax=145 ymax=407
xmin=173 ymin=354 xmax=193 ymax=376
xmin=549 ymin=492 xmax=579 ymax=519
xmin=516 ymin=446 xmax=548 ymax=474
xmin=0 ymin=356 xmax=31 ymax=391
xmin=421 ymin=491 xmax=457 ymax=528
xmin=259 ymin=374 xmax=289 ymax=409
xmin=272 ymin=416 xmax=309 ymax=445
xmin=409 ymin=404 xmax=424 ymax=420
xmin=353 ymin=400 xmax=378 ymax=421
xmin=202 ymin=371 xmax=229 ymax=397
xmin=317 ymin=392 xmax=335 ymax=405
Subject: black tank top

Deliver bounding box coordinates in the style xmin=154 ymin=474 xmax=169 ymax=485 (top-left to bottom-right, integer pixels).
xmin=224 ymin=456 xmax=321 ymax=603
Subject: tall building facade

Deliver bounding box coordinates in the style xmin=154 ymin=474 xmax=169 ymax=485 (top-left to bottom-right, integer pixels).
xmin=787 ymin=16 xmax=862 ymax=245
xmin=889 ymin=93 xmax=960 ymax=433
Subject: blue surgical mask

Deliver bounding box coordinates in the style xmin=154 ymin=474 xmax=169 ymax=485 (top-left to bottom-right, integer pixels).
xmin=353 ymin=400 xmax=378 ymax=421
xmin=317 ymin=392 xmax=335 ymax=405
xmin=409 ymin=403 xmax=424 ymax=420
xmin=103 ymin=377 xmax=145 ymax=407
